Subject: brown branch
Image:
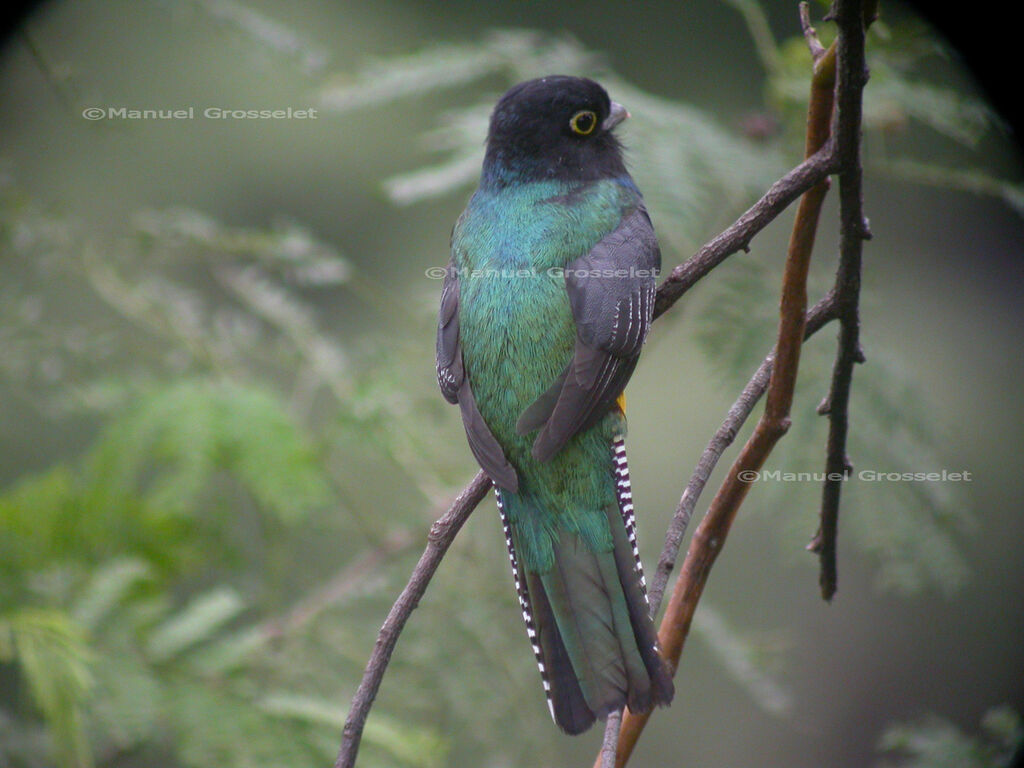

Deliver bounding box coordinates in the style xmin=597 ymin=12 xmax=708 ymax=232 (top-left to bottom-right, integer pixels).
xmin=333 ymin=471 xmax=492 ymax=768
xmin=647 ymin=290 xmax=839 ymax=615
xmin=653 ymin=143 xmax=838 ymax=319
xmin=599 ymin=709 xmax=623 ymax=768
xmin=800 ymin=2 xmax=828 ymax=63
xmin=601 ymin=4 xmax=848 ymax=764
xmin=808 ymin=0 xmax=875 ymax=601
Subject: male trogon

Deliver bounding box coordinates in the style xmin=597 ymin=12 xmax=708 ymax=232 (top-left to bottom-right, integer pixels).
xmin=436 ymin=75 xmax=673 ymax=734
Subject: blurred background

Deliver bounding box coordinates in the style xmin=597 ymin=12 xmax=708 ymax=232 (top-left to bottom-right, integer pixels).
xmin=1 ymin=1 xmax=1022 ymax=767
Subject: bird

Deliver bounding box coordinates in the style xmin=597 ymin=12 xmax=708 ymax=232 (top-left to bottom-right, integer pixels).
xmin=435 ymin=75 xmax=673 ymax=735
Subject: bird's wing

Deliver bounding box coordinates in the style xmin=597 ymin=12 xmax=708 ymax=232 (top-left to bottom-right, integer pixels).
xmin=435 ymin=261 xmax=463 ymax=405
xmin=517 ymin=204 xmax=660 ymax=462
xmin=436 ymin=261 xmax=520 ymax=491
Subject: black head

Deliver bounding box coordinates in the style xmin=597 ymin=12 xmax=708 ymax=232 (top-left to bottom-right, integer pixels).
xmin=482 ymin=76 xmax=629 ymax=186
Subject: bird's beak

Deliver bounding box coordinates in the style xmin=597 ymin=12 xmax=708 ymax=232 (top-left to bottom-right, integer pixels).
xmin=603 ymin=101 xmax=630 ymax=131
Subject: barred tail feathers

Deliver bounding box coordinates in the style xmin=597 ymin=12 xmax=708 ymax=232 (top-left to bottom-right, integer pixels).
xmin=497 ymin=490 xmax=595 ymax=732
xmin=495 ymin=438 xmax=673 ymax=735
xmin=608 ymin=436 xmax=674 ymax=711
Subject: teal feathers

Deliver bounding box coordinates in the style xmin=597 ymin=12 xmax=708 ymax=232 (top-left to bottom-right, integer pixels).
xmin=455 ymin=178 xmax=630 ymax=569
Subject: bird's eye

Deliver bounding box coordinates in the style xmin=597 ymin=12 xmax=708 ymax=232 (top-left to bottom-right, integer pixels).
xmin=569 ymin=110 xmax=598 ymax=136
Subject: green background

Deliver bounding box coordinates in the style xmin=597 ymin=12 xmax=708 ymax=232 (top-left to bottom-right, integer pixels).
xmin=1 ymin=1 xmax=1021 ymax=767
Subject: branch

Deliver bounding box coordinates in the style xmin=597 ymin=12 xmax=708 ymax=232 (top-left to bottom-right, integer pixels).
xmin=333 ymin=471 xmax=492 ymax=768
xmin=601 ymin=4 xmax=847 ymax=764
xmin=808 ymin=0 xmax=875 ymax=601
xmin=653 ymin=141 xmax=838 ymax=319
xmin=800 ymin=2 xmax=828 ymax=63
xmin=648 ymin=290 xmax=839 ymax=614
xmin=599 ymin=709 xmax=623 ymax=768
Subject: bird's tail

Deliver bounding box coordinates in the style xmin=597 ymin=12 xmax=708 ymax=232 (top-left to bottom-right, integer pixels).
xmin=496 ymin=437 xmax=674 ymax=735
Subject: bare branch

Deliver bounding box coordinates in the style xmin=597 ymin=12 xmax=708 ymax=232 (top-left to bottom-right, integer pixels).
xmin=810 ymin=0 xmax=875 ymax=601
xmin=334 ymin=471 xmax=492 ymax=768
xmin=600 ymin=2 xmax=850 ymax=763
xmin=653 ymin=142 xmax=838 ymax=319
xmin=600 ymin=709 xmax=623 ymax=768
xmin=648 ymin=290 xmax=839 ymax=615
xmin=800 ymin=2 xmax=828 ymax=63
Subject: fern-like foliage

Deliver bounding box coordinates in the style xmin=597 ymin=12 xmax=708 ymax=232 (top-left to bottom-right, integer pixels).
xmin=759 ymin=6 xmax=1024 ymax=213
xmin=318 ymin=29 xmax=787 ymax=256
xmin=0 ymin=173 xmax=451 ymax=766
xmin=0 ymin=609 xmax=93 ymax=768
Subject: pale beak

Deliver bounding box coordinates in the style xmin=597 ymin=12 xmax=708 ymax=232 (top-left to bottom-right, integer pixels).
xmin=602 ymin=101 xmax=630 ymax=131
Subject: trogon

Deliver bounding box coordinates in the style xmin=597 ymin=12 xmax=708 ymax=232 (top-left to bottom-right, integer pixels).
xmin=435 ymin=75 xmax=674 ymax=734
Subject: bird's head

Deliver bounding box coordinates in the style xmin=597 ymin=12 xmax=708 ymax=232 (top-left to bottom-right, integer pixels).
xmin=482 ymin=75 xmax=630 ymax=186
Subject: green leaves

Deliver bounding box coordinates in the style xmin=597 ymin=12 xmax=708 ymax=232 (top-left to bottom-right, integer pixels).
xmin=146 ymin=587 xmax=246 ymax=662
xmin=761 ymin=7 xmax=1024 ymax=213
xmin=0 ymin=609 xmax=94 ymax=768
xmin=87 ymin=379 xmax=331 ymax=523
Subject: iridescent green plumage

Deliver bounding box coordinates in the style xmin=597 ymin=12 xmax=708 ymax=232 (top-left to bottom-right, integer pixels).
xmin=436 ymin=76 xmax=673 ymax=734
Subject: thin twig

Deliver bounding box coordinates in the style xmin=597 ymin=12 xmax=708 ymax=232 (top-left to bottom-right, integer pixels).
xmin=808 ymin=0 xmax=875 ymax=601
xmin=800 ymin=2 xmax=828 ymax=63
xmin=334 ymin=471 xmax=492 ymax=768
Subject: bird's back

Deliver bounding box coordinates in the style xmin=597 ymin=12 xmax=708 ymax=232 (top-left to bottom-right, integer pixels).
xmin=454 ymin=177 xmax=636 ymax=570
xmin=438 ymin=75 xmax=673 ymax=733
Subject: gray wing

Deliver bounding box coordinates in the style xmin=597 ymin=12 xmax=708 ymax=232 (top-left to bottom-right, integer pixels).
xmin=436 ymin=261 xmax=463 ymax=404
xmin=436 ymin=261 xmax=520 ymax=491
xmin=516 ymin=205 xmax=660 ymax=462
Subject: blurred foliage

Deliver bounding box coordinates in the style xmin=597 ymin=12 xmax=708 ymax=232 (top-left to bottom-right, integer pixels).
xmin=331 ymin=28 xmax=788 ymax=254
xmin=0 ymin=158 xmax=464 ymax=765
xmin=686 ymin=1 xmax=999 ymax=597
xmin=0 ymin=1 xmax=1019 ymax=767
xmin=876 ymin=706 xmax=1023 ymax=768
xmin=752 ymin=2 xmax=1024 ymax=212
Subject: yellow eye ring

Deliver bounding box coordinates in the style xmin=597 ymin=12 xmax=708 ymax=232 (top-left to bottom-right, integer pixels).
xmin=569 ymin=110 xmax=598 ymax=136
